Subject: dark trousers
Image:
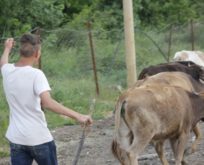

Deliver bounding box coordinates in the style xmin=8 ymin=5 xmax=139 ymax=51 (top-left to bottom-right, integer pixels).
xmin=10 ymin=140 xmax=58 ymax=165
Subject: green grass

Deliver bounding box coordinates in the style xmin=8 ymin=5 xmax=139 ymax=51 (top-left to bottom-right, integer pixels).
xmin=0 ymin=150 xmax=9 ymax=158
xmin=0 ymin=80 xmax=10 ymax=157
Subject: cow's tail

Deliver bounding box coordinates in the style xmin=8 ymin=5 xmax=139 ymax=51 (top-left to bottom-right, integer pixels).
xmin=114 ymin=99 xmax=128 ymax=133
xmin=111 ymin=139 xmax=127 ymax=165
xmin=112 ymin=100 xmax=131 ymax=164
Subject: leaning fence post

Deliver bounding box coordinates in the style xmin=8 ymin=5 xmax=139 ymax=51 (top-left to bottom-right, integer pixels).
xmin=33 ymin=27 xmax=42 ymax=70
xmin=86 ymin=21 xmax=100 ymax=96
xmin=190 ymin=19 xmax=195 ymax=51
xmin=167 ymin=25 xmax=173 ymax=62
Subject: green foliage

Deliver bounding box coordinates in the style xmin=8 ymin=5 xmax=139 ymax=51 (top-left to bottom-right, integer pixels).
xmin=189 ymin=0 xmax=204 ymax=18
xmin=49 ymin=0 xmax=124 ymax=45
xmin=1 ymin=0 xmax=204 ymax=39
xmin=0 ymin=0 xmax=63 ymax=37
xmin=135 ymin=0 xmax=197 ymax=28
xmin=28 ymin=0 xmax=64 ymax=28
xmin=90 ymin=0 xmax=123 ymax=31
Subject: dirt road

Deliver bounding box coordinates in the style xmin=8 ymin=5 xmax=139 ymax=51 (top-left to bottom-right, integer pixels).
xmin=1 ymin=116 xmax=204 ymax=165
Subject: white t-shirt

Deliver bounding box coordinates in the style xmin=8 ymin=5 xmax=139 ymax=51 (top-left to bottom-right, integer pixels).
xmin=1 ymin=64 xmax=53 ymax=146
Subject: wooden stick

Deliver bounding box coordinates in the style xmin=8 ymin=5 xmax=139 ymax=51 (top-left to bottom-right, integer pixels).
xmin=72 ymin=128 xmax=86 ymax=165
xmin=72 ymin=99 xmax=96 ymax=165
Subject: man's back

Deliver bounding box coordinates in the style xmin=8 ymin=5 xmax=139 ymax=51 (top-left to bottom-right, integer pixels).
xmin=1 ymin=64 xmax=53 ymax=145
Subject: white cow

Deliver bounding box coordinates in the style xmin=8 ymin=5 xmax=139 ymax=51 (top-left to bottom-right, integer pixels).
xmin=173 ymin=50 xmax=204 ymax=67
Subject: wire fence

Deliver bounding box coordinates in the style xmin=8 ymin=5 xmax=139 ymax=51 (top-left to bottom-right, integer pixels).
xmin=0 ymin=20 xmax=204 ymax=113
xmin=0 ymin=20 xmax=204 ymax=153
xmin=1 ymin=20 xmax=204 ymax=80
xmin=0 ymin=21 xmax=204 ymax=110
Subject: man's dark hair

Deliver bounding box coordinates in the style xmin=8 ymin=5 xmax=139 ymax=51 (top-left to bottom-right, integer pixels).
xmin=20 ymin=34 xmax=41 ymax=57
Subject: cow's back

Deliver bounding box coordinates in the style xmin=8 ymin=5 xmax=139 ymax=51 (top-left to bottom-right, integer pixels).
xmin=137 ymin=61 xmax=202 ymax=80
xmin=136 ymin=72 xmax=201 ymax=92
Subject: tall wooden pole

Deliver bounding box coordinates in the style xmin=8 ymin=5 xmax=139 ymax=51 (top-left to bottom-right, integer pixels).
xmin=123 ymin=0 xmax=137 ymax=87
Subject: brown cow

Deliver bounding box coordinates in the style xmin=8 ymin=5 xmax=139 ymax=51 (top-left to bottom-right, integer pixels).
xmin=137 ymin=63 xmax=204 ymax=154
xmin=112 ymin=85 xmax=204 ymax=165
xmin=135 ymin=72 xmax=204 ymax=156
xmin=138 ymin=61 xmax=204 ymax=81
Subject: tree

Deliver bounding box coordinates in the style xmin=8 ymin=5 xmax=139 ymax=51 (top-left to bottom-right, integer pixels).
xmin=0 ymin=0 xmax=64 ymax=37
xmin=135 ymin=0 xmax=197 ymax=28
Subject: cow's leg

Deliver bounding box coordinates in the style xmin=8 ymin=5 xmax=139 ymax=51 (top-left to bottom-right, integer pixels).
xmin=185 ymin=123 xmax=202 ymax=155
xmin=170 ymin=138 xmax=187 ymax=165
xmin=128 ymin=151 xmax=138 ymax=165
xmin=174 ymin=132 xmax=189 ymax=165
xmin=170 ymin=137 xmax=178 ymax=158
xmin=127 ymin=130 xmax=154 ymax=165
xmin=155 ymin=141 xmax=169 ymax=165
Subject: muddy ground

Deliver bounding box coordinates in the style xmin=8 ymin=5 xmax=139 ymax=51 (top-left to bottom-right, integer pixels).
xmin=1 ymin=116 xmax=204 ymax=165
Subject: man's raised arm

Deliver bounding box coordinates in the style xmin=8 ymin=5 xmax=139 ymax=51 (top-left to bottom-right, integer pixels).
xmin=0 ymin=38 xmax=14 ymax=68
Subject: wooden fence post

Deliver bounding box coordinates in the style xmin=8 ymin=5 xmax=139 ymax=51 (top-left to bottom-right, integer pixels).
xmin=86 ymin=22 xmax=100 ymax=96
xmin=33 ymin=27 xmax=42 ymax=70
xmin=190 ymin=19 xmax=195 ymax=50
xmin=167 ymin=25 xmax=173 ymax=62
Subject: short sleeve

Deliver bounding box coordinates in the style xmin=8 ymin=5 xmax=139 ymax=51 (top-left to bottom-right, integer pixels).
xmin=34 ymin=71 xmax=51 ymax=96
xmin=1 ymin=64 xmax=12 ymax=77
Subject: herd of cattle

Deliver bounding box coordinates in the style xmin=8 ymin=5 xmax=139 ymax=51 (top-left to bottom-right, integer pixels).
xmin=111 ymin=50 xmax=204 ymax=165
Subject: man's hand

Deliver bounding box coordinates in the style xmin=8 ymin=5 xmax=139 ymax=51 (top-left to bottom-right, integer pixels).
xmin=0 ymin=38 xmax=15 ymax=67
xmin=77 ymin=115 xmax=93 ymax=126
xmin=4 ymin=38 xmax=14 ymax=50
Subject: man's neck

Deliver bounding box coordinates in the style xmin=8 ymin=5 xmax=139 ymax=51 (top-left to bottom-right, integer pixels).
xmin=15 ymin=57 xmax=35 ymax=67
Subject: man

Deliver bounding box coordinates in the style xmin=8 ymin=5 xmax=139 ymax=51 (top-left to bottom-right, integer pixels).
xmin=0 ymin=34 xmax=93 ymax=165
